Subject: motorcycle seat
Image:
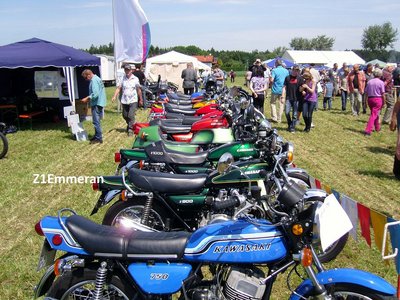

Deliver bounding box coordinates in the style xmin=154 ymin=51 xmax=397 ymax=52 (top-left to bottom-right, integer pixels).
xmin=128 ymin=167 xmax=207 ymax=193
xmin=164 ymin=112 xmax=201 ymax=125
xmin=146 ymin=141 xmax=209 ymax=165
xmin=149 ymin=119 xmax=183 ymax=126
xmin=164 ymin=107 xmax=197 ymax=116
xmin=168 ymin=99 xmax=193 ymax=106
xmin=165 ymin=103 xmax=194 ymax=110
xmin=168 ymin=93 xmax=191 ymax=100
xmin=65 ymin=215 xmax=191 ymax=259
xmin=159 ymin=123 xmax=192 ymax=134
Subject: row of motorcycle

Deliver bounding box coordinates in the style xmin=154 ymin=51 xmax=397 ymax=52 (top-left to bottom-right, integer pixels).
xmin=33 ymin=85 xmax=397 ymax=299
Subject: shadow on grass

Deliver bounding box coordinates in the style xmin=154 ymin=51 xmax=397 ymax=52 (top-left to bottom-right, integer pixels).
xmin=366 ymin=146 xmax=395 ymax=156
xmin=358 ymin=169 xmax=397 ymax=181
xmin=343 ymin=127 xmax=365 ymax=134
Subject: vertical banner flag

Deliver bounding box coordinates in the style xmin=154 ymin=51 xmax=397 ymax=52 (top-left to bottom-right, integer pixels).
xmin=113 ymin=0 xmax=151 ymax=63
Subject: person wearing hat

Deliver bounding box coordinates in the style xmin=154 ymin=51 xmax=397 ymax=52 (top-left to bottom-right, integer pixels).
xmin=112 ymin=64 xmax=143 ymax=136
xmin=249 ymin=58 xmax=266 ymax=78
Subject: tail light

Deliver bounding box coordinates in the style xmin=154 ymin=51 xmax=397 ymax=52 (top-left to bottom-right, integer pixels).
xmin=35 ymin=221 xmax=44 ymax=236
xmin=54 ymin=259 xmax=64 ymax=276
xmin=139 ymin=160 xmax=144 ymax=169
xmin=92 ymin=181 xmax=99 ymax=191
xmin=114 ymin=152 xmax=121 ymax=163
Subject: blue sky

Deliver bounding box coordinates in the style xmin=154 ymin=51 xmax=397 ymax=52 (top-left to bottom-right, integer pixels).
xmin=1 ymin=0 xmax=399 ymax=52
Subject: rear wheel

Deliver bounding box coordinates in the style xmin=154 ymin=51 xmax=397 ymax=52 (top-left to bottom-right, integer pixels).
xmin=102 ymin=197 xmax=168 ymax=231
xmin=0 ymin=132 xmax=8 ymax=159
xmin=303 ymin=283 xmax=396 ymax=300
xmin=46 ymin=265 xmax=138 ymax=300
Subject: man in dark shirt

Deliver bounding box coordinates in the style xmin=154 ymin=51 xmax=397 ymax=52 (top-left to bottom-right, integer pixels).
xmin=133 ymin=64 xmax=146 ymax=85
xmin=282 ymin=65 xmax=303 ymax=133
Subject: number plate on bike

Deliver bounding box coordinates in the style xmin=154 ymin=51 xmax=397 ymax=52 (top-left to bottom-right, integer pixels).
xmin=37 ymin=240 xmax=56 ymax=271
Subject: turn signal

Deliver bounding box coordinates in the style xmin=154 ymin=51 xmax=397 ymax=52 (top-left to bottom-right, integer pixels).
xmin=54 ymin=259 xmax=64 ymax=276
xmin=34 ymin=221 xmax=44 ymax=236
xmin=114 ymin=152 xmax=121 ymax=163
xmin=287 ymin=151 xmax=294 ymax=163
xmin=301 ymin=247 xmax=313 ymax=267
xmin=120 ymin=190 xmax=127 ymax=201
xmin=292 ymin=223 xmax=303 ymax=236
xmin=141 ymin=132 xmax=148 ymax=141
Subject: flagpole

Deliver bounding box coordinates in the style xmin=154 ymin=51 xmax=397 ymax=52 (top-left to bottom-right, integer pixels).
xmin=112 ymin=0 xmax=121 ymax=112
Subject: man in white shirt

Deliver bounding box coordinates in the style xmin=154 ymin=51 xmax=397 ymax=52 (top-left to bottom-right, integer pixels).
xmin=112 ymin=64 xmax=143 ymax=136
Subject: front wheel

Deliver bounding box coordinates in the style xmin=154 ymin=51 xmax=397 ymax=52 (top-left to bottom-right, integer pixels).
xmin=0 ymin=132 xmax=8 ymax=159
xmin=46 ymin=265 xmax=137 ymax=299
xmin=304 ymin=283 xmax=396 ymax=300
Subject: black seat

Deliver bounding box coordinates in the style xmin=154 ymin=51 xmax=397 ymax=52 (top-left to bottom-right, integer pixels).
xmin=146 ymin=141 xmax=209 ymax=165
xmin=164 ymin=104 xmax=196 ymax=116
xmin=128 ymin=167 xmax=207 ymax=193
xmin=159 ymin=123 xmax=192 ymax=134
xmin=168 ymin=99 xmax=193 ymax=106
xmin=149 ymin=119 xmax=183 ymax=126
xmin=165 ymin=103 xmax=194 ymax=111
xmin=66 ymin=215 xmax=190 ymax=259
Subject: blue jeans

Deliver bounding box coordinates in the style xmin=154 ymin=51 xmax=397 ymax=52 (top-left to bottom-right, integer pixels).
xmin=341 ymin=90 xmax=348 ymax=110
xmin=285 ymin=99 xmax=298 ymax=130
xmin=303 ymin=101 xmax=316 ymax=130
xmin=91 ymin=105 xmax=103 ymax=141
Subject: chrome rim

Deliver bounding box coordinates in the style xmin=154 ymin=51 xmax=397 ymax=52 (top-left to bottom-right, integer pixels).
xmin=112 ymin=205 xmax=165 ymax=230
xmin=61 ymin=280 xmax=129 ymax=300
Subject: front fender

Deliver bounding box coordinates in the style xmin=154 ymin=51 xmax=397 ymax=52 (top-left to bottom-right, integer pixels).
xmin=289 ymin=268 xmax=396 ymax=300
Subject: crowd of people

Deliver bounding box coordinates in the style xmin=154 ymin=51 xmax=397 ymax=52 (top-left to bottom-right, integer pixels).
xmin=246 ymin=58 xmax=400 ymax=179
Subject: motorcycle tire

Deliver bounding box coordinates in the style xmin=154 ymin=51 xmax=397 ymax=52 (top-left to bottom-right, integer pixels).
xmin=265 ymin=171 xmax=348 ymax=264
xmin=102 ymin=197 xmax=169 ymax=231
xmin=302 ymin=283 xmax=396 ymax=300
xmin=0 ymin=132 xmax=8 ymax=159
xmin=46 ymin=264 xmax=137 ymax=299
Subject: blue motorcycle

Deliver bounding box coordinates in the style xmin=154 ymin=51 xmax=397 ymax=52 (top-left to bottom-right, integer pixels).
xmin=34 ymin=159 xmax=396 ymax=299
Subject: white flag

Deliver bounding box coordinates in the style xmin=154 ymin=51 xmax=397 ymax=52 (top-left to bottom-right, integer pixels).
xmin=113 ymin=0 xmax=151 ymax=63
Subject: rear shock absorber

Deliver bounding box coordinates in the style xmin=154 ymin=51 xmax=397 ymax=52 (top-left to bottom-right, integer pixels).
xmin=141 ymin=193 xmax=154 ymax=226
xmin=93 ymin=261 xmax=108 ymax=300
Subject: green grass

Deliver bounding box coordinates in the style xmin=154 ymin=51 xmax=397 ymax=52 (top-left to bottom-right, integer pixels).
xmin=0 ymin=85 xmax=399 ymax=299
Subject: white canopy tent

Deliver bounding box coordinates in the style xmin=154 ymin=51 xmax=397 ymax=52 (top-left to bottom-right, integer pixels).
xmin=145 ymin=51 xmax=211 ymax=91
xmin=282 ymin=50 xmax=365 ymax=68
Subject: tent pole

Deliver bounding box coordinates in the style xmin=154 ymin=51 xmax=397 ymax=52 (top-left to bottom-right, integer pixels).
xmin=112 ymin=0 xmax=121 ymax=112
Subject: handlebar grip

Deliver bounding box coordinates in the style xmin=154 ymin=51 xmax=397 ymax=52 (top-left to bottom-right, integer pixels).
xmin=212 ymin=197 xmax=240 ymax=211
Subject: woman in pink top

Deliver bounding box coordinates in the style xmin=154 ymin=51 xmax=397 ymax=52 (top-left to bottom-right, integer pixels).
xmin=364 ymin=68 xmax=385 ymax=136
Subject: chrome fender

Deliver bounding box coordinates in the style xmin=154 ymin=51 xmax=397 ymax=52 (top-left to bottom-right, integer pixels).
xmin=90 ymin=190 xmax=122 ymax=215
xmin=289 ymin=268 xmax=396 ymax=300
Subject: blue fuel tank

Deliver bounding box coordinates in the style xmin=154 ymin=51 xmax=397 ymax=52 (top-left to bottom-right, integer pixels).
xmin=183 ymin=218 xmax=287 ymax=263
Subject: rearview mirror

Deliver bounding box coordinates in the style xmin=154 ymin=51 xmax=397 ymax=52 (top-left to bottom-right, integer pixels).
xmin=217 ymin=152 xmax=234 ymax=174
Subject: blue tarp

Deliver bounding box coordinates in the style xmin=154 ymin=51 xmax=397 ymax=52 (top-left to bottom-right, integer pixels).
xmin=0 ymin=38 xmax=99 ymax=69
xmin=263 ymin=57 xmax=294 ymax=68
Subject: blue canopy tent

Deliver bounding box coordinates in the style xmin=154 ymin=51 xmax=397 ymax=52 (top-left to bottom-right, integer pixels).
xmin=263 ymin=57 xmax=295 ymax=68
xmin=0 ymin=38 xmax=100 ymax=122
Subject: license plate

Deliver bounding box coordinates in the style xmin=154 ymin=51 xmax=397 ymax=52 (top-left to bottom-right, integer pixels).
xmin=37 ymin=240 xmax=56 ymax=271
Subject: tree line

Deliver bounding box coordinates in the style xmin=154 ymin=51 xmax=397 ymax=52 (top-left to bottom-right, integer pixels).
xmin=85 ymin=22 xmax=399 ymax=71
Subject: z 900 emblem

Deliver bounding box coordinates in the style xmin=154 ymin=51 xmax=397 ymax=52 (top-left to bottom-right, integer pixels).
xmin=150 ymin=273 xmax=169 ymax=280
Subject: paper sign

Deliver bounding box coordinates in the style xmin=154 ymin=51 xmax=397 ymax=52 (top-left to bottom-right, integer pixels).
xmin=63 ymin=106 xmax=75 ymax=118
xmin=315 ymin=194 xmax=353 ymax=251
xmin=67 ymin=114 xmax=79 ymax=127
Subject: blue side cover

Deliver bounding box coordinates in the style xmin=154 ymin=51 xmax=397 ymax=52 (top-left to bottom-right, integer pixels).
xmin=41 ymin=216 xmax=88 ymax=255
xmin=289 ymin=268 xmax=396 ymax=300
xmin=128 ymin=262 xmax=192 ymax=294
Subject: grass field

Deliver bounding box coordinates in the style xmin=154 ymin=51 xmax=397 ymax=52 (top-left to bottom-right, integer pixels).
xmin=0 ymin=81 xmax=399 ymax=299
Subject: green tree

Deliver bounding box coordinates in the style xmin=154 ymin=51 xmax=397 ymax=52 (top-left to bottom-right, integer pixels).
xmin=311 ymin=35 xmax=335 ymax=50
xmin=290 ymin=37 xmax=312 ymax=50
xmin=361 ymin=22 xmax=398 ymax=51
